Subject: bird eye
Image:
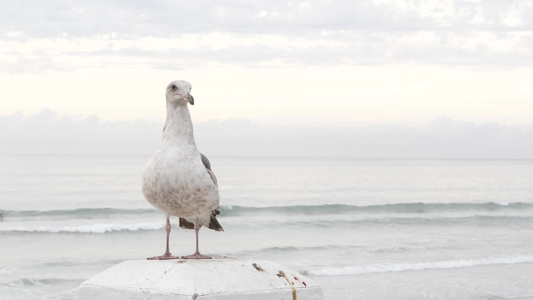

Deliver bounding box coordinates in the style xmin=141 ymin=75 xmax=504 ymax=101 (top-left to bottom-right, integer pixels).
xmin=170 ymin=84 xmax=177 ymax=91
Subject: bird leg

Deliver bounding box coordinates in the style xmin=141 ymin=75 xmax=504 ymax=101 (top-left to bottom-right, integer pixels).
xmin=148 ymin=217 xmax=178 ymax=260
xmin=182 ymin=217 xmax=211 ymax=259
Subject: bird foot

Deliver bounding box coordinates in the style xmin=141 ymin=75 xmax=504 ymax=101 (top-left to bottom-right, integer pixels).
xmin=147 ymin=253 xmax=179 ymax=260
xmin=182 ymin=252 xmax=211 ymax=259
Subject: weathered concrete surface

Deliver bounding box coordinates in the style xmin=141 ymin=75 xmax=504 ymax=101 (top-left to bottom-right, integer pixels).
xmin=79 ymin=258 xmax=323 ymax=299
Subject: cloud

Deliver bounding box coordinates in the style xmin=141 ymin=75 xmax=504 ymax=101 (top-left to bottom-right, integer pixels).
xmin=0 ymin=109 xmax=161 ymax=155
xmin=196 ymin=117 xmax=533 ymax=159
xmin=2 ymin=0 xmax=533 ymax=73
xmin=1 ymin=110 xmax=532 ymax=159
xmin=3 ymin=1 xmax=532 ymax=38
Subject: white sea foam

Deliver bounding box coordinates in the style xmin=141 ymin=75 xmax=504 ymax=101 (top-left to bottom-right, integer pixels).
xmin=0 ymin=222 xmax=164 ymax=233
xmin=306 ymin=254 xmax=533 ymax=276
xmin=0 ymin=267 xmax=19 ymax=275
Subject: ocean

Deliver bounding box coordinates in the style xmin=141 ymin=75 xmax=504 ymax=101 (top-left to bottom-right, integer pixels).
xmin=1 ymin=154 xmax=532 ymax=299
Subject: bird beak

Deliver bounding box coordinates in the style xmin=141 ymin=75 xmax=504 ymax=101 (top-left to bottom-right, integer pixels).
xmin=186 ymin=93 xmax=194 ymax=105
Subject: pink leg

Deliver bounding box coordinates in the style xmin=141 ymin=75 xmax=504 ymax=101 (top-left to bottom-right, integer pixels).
xmin=182 ymin=218 xmax=211 ymax=259
xmin=148 ymin=217 xmax=178 ymax=260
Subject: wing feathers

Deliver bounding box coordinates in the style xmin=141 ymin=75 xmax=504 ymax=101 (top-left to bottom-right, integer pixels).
xmin=201 ymin=153 xmax=218 ymax=187
xmin=177 ymin=154 xmax=223 ymax=232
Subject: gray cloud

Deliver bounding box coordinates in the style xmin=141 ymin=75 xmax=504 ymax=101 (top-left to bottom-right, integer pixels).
xmin=0 ymin=109 xmax=161 ymax=155
xmin=196 ymin=117 xmax=533 ymax=159
xmin=1 ymin=110 xmax=532 ymax=159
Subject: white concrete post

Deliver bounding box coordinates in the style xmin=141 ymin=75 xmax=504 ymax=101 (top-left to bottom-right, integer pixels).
xmin=79 ymin=258 xmax=323 ymax=299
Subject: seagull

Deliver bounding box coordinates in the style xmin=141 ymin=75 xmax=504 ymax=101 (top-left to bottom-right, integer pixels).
xmin=142 ymin=80 xmax=223 ymax=260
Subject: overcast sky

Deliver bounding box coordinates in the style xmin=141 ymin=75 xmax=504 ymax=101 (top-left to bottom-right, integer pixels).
xmin=1 ymin=0 xmax=533 ymax=158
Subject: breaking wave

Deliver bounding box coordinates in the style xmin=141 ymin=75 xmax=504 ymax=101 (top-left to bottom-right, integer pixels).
xmin=0 ymin=208 xmax=157 ymax=218
xmin=305 ymin=254 xmax=533 ymax=276
xmin=0 ymin=222 xmax=163 ymax=234
xmin=219 ymin=202 xmax=532 ymax=216
xmin=1 ymin=202 xmax=530 ymax=220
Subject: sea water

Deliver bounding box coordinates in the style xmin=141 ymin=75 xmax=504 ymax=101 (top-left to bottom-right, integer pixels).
xmin=0 ymin=155 xmax=532 ymax=299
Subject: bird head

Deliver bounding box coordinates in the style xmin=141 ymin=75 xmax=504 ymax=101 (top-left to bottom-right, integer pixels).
xmin=166 ymin=80 xmax=194 ymax=107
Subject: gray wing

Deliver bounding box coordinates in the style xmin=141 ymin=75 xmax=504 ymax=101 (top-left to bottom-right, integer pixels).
xmin=201 ymin=153 xmax=218 ymax=187
xmin=179 ymin=153 xmax=224 ymax=232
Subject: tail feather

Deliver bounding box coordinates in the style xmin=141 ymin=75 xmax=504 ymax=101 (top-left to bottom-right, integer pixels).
xmin=179 ymin=209 xmax=224 ymax=232
xmin=208 ymin=212 xmax=224 ymax=232
xmin=179 ymin=217 xmax=195 ymax=229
